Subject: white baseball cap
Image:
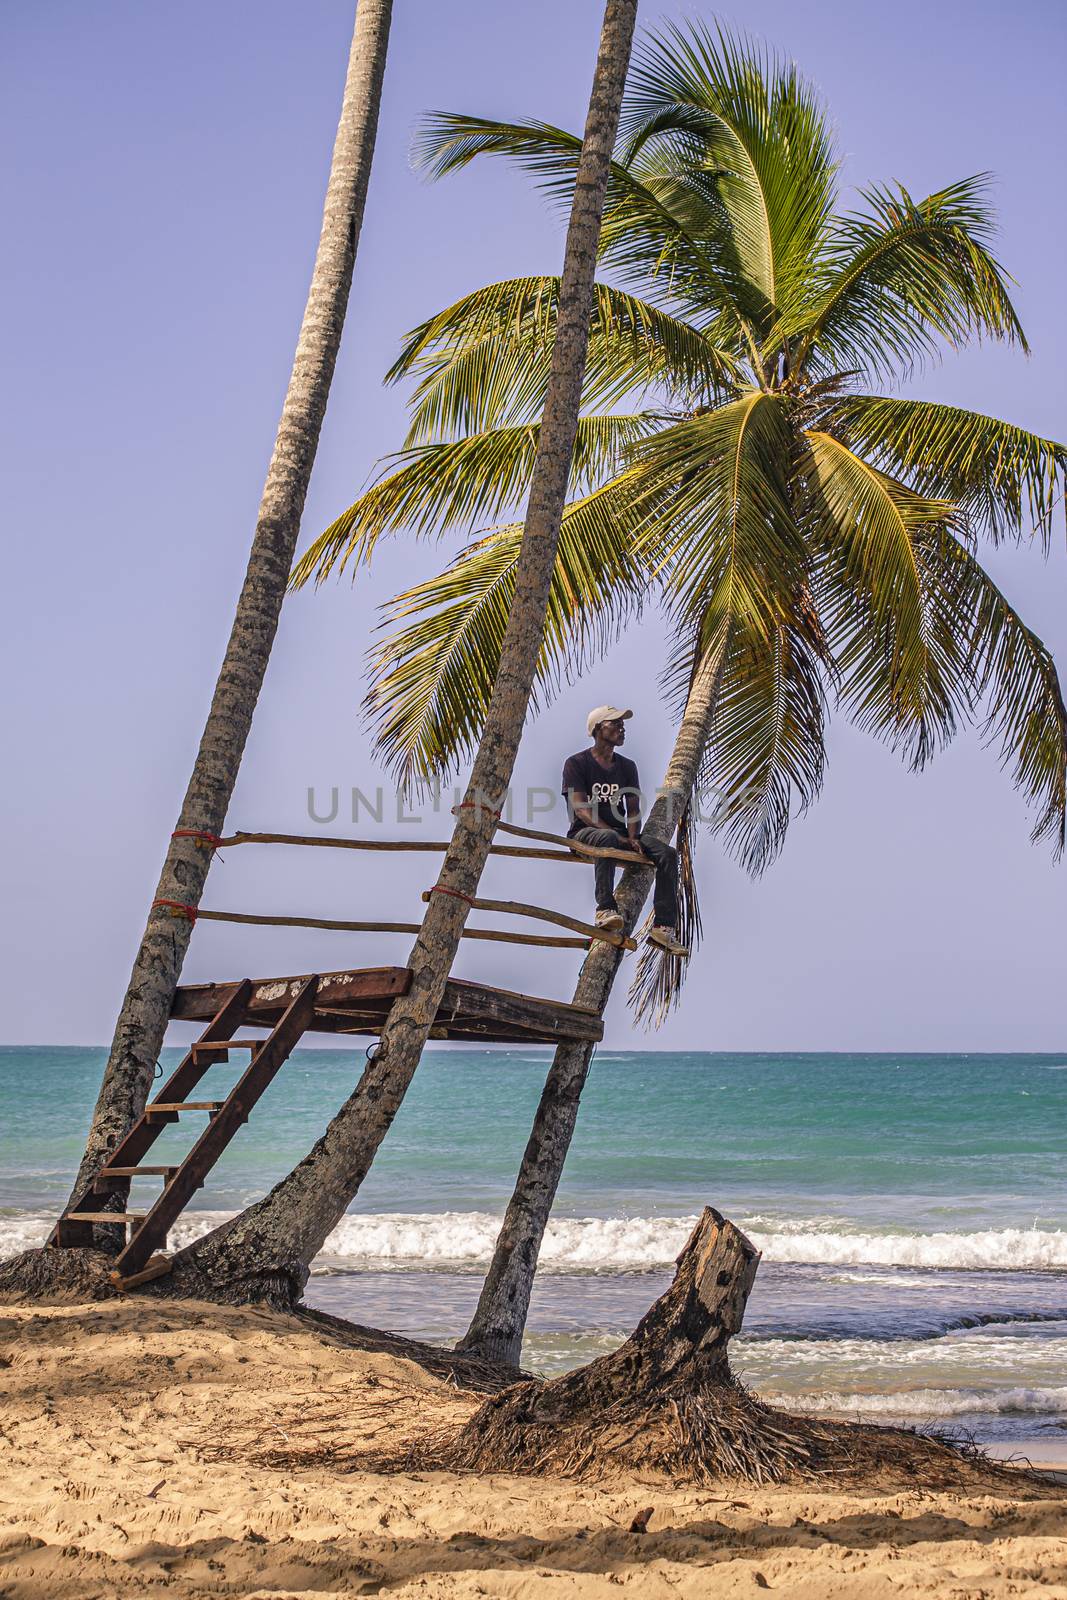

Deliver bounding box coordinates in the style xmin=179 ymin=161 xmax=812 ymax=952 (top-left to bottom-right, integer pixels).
xmin=587 ymin=704 xmax=633 ymax=737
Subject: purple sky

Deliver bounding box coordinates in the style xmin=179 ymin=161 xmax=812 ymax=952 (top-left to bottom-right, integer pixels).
xmin=2 ymin=0 xmax=1064 ymax=1050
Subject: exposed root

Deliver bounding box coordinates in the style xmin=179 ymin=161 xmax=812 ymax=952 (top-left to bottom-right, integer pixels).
xmin=442 ymin=1368 xmax=1004 ymax=1489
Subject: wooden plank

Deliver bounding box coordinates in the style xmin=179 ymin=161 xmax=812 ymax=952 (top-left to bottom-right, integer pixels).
xmin=146 ymin=1101 xmax=224 ymax=1114
xmin=173 ymin=968 xmax=602 ymax=1045
xmin=111 ymin=1254 xmax=174 ymax=1291
xmin=66 ymin=1212 xmax=146 ymax=1224
xmin=112 ymin=977 xmax=320 ymax=1282
xmin=97 ymin=1166 xmax=178 ymax=1180
xmin=190 ymin=1039 xmax=258 ymax=1054
xmin=219 ymin=829 xmax=583 ymax=864
xmin=172 ymin=968 xmax=409 ymax=1024
xmin=439 ymin=976 xmax=603 ymax=1043
xmin=422 ymin=890 xmax=636 ymax=951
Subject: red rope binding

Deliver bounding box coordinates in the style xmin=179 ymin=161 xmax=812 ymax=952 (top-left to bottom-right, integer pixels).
xmin=427 ymin=884 xmax=476 ymax=907
xmin=455 ymin=801 xmax=502 ymax=819
xmin=172 ymin=830 xmax=223 ymax=849
xmin=152 ymin=899 xmax=199 ymax=923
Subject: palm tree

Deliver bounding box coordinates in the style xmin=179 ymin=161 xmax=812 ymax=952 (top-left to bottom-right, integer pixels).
xmin=292 ymin=21 xmax=1067 ymax=1360
xmin=59 ymin=0 xmax=398 ymax=1247
xmin=169 ymin=0 xmax=640 ymax=1307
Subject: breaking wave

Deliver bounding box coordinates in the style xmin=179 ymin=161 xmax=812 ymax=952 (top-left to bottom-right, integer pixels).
xmin=4 ymin=1209 xmax=1067 ymax=1273
xmin=772 ymin=1385 xmax=1067 ymax=1419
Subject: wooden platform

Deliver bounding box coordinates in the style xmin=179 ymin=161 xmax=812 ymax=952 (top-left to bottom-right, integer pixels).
xmin=172 ymin=966 xmax=603 ymax=1046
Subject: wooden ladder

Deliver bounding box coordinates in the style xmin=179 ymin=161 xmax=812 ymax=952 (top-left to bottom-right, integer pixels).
xmin=53 ymin=975 xmax=319 ymax=1288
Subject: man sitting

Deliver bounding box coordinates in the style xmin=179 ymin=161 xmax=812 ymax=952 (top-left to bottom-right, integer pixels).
xmin=561 ymin=705 xmax=688 ymax=956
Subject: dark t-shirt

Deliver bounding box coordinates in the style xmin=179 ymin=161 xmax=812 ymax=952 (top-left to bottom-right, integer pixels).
xmin=561 ymin=748 xmax=640 ymax=837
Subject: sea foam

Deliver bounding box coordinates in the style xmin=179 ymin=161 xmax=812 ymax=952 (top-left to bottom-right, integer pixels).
xmin=4 ymin=1209 xmax=1067 ymax=1273
xmin=774 ymin=1384 xmax=1067 ymax=1418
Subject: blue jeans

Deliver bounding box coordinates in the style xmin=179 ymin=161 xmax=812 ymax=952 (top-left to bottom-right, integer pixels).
xmin=571 ymin=827 xmax=679 ymax=927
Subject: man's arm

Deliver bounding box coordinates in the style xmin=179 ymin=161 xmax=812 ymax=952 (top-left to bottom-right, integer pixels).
xmin=569 ymin=788 xmax=596 ymax=830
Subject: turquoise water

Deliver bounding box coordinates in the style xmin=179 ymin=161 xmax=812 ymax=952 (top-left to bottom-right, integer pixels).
xmin=3 ymin=1046 xmax=1066 ymax=1451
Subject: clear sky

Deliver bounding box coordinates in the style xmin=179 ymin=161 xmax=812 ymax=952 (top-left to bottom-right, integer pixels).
xmin=2 ymin=0 xmax=1064 ymax=1051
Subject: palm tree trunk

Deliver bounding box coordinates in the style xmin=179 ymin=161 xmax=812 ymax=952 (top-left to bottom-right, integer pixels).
xmin=457 ymin=635 xmax=729 ymax=1366
xmin=62 ymin=0 xmax=394 ymax=1244
xmin=172 ymin=0 xmax=640 ymax=1307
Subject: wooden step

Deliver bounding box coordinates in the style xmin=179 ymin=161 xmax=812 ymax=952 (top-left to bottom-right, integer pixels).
xmin=146 ymin=1101 xmax=224 ymax=1114
xmin=111 ymin=1254 xmax=174 ymax=1291
xmin=66 ymin=1212 xmax=147 ymax=1225
xmin=97 ymin=1166 xmax=178 ymax=1180
xmin=190 ymin=1039 xmax=258 ymax=1054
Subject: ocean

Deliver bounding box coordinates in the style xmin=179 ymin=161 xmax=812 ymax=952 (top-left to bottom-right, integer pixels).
xmin=2 ymin=1045 xmax=1065 ymax=1458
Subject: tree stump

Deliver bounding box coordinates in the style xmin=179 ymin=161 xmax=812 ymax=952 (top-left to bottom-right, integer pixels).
xmin=449 ymin=1208 xmax=801 ymax=1480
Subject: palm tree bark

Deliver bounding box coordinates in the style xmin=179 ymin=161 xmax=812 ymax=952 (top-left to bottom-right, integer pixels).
xmin=458 ymin=635 xmax=729 ymax=1366
xmin=173 ymin=0 xmax=640 ymax=1306
xmin=61 ymin=0 xmax=394 ymax=1244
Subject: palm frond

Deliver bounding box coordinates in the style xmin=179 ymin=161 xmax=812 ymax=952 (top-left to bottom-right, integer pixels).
xmin=829 ymin=394 xmax=1067 ymax=549
xmin=920 ymin=531 xmax=1067 ymax=853
xmin=792 ymin=177 xmax=1027 ymax=381
xmin=413 ymin=113 xmax=728 ymax=311
xmin=627 ymin=797 xmax=702 ymax=1028
xmin=387 ymin=276 xmax=738 ymax=443
xmin=627 ymin=391 xmax=806 ymax=633
xmin=702 ymin=618 xmax=830 ymax=874
xmin=290 ymin=413 xmax=653 ymax=588
xmin=620 ymin=19 xmax=839 ymax=333
xmin=363 ymin=480 xmax=649 ymax=785
xmin=802 ymin=430 xmax=966 ymax=765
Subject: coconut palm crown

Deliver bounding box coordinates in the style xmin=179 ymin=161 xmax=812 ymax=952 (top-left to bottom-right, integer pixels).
xmin=294 ymin=21 xmax=1067 ymax=876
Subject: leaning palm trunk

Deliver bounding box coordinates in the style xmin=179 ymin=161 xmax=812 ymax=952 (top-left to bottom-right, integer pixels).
xmin=61 ymin=0 xmax=395 ymax=1242
xmin=458 ymin=636 xmax=728 ymax=1366
xmin=172 ymin=0 xmax=640 ymax=1307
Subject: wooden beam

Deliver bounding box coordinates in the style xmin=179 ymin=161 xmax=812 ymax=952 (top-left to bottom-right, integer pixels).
xmin=172 ymin=968 xmax=410 ymax=1025
xmin=439 ymin=975 xmax=603 ymax=1043
xmin=193 ymin=910 xmax=586 ymax=948
xmin=422 ymin=890 xmax=636 ymax=951
xmin=218 ymin=829 xmax=582 ymax=865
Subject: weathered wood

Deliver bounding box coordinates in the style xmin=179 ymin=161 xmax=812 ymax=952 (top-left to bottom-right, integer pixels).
xmin=450 ymin=1210 xmax=771 ymax=1481
xmin=145 ymin=1102 xmax=225 ymax=1114
xmin=423 ymin=890 xmax=636 ymax=950
xmin=193 ymin=909 xmax=586 ymax=947
xmin=171 ymin=967 xmax=603 ymax=1045
xmin=439 ymin=977 xmax=603 ymax=1044
xmin=97 ymin=1167 xmax=178 ymax=1181
xmin=113 ymin=1254 xmax=174 ymax=1291
xmin=219 ymin=829 xmax=583 ymax=865
xmin=190 ymin=1039 xmax=258 ymax=1054
xmin=66 ymin=1212 xmax=146 ymax=1226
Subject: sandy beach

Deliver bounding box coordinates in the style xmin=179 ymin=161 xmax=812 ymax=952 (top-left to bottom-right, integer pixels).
xmin=2 ymin=1296 xmax=1065 ymax=1599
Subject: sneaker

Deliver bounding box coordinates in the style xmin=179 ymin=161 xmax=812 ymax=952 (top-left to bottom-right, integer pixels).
xmin=647 ymin=925 xmax=689 ymax=957
xmin=594 ymin=908 xmax=624 ymax=931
